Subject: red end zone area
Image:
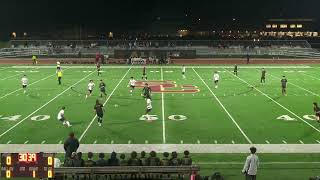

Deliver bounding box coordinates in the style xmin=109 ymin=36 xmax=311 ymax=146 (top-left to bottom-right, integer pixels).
xmin=135 ymin=80 xmax=200 ymax=93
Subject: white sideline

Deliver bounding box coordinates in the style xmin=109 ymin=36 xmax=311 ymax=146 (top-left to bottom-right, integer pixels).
xmin=0 ymin=70 xmax=95 ymax=138
xmin=225 ymin=69 xmax=320 ymax=134
xmin=0 ymin=67 xmax=71 ymax=100
xmin=192 ymin=68 xmax=253 ymax=144
xmin=196 ymin=161 xmax=320 ymax=165
xmin=78 ymin=67 xmax=132 ymax=141
xmin=161 ymin=67 xmax=166 ymax=144
xmin=11 ymin=65 xmax=312 ymax=69
xmin=1 ymin=144 xmax=320 ymax=153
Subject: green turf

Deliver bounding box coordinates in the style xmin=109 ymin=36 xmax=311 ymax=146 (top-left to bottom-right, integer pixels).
xmin=1 ymin=64 xmax=320 ymax=179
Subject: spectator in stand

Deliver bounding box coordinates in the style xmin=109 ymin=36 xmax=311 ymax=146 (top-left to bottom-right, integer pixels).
xmin=139 ymin=151 xmax=148 ymax=166
xmin=161 ymin=152 xmax=170 ymax=166
xmin=96 ymin=153 xmax=108 ymax=166
xmin=107 ymin=152 xmax=119 ymax=166
xmin=73 ymin=152 xmax=85 ymax=167
xmin=84 ymin=152 xmax=96 ymax=167
xmin=181 ymin=150 xmax=192 ymax=165
xmin=170 ymin=151 xmax=181 ymax=166
xmin=64 ymin=132 xmax=79 ymax=159
xmin=128 ymin=151 xmax=140 ymax=166
xmin=242 ymin=147 xmax=259 ymax=180
xmin=148 ymin=151 xmax=160 ymax=166
xmin=64 ymin=152 xmax=76 ymax=167
xmin=119 ymin=154 xmax=128 ymax=166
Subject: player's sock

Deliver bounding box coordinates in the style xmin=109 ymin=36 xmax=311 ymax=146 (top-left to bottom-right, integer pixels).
xmin=66 ymin=121 xmax=71 ymax=127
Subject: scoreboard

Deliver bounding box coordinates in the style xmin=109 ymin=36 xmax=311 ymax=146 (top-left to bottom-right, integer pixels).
xmin=1 ymin=153 xmax=55 ymax=178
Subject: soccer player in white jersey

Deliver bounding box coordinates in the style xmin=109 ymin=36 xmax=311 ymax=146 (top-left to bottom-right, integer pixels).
xmin=56 ymin=61 xmax=61 ymax=72
xmin=57 ymin=106 xmax=72 ymax=127
xmin=182 ymin=65 xmax=186 ymax=79
xmin=213 ymin=71 xmax=220 ymax=89
xmin=145 ymin=95 xmax=152 ymax=120
xmin=21 ymin=75 xmax=28 ymax=94
xmin=86 ymin=80 xmax=95 ymax=99
xmin=128 ymin=77 xmax=136 ymax=94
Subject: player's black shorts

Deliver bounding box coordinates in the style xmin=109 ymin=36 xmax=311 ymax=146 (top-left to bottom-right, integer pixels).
xmin=58 ymin=117 xmax=65 ymax=122
xmin=57 ymin=67 xmax=61 ymax=70
xmin=282 ymin=86 xmax=286 ymax=89
xmin=100 ymin=89 xmax=106 ymax=93
xmin=182 ymin=72 xmax=185 ymax=75
xmin=88 ymin=89 xmax=93 ymax=94
xmin=261 ymin=77 xmax=265 ymax=79
xmin=97 ymin=113 xmax=103 ymax=118
xmin=143 ymin=73 xmax=146 ymax=76
xmin=97 ymin=68 xmax=100 ymax=71
xmin=130 ymin=85 xmax=135 ymax=89
xmin=316 ymin=113 xmax=320 ymax=117
xmin=214 ymin=80 xmax=219 ymax=83
xmin=22 ymin=85 xmax=27 ymax=88
xmin=146 ymin=108 xmax=152 ymax=113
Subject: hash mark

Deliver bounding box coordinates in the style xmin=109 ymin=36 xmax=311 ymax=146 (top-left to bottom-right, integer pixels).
xmin=111 ymin=140 xmax=114 ymax=144
xmin=58 ymin=140 xmax=62 ymax=144
xmin=41 ymin=140 xmax=46 ymax=144
xmin=231 ymin=140 xmax=235 ymax=144
xmin=180 ymin=140 xmax=184 ymax=144
xmin=6 ymin=141 xmax=11 ymax=144
xmin=128 ymin=140 xmax=131 ymax=144
xmin=197 ymin=140 xmax=201 ymax=144
xmin=24 ymin=140 xmax=29 ymax=144
xmin=282 ymin=140 xmax=287 ymax=144
xmin=93 ymin=140 xmax=97 ymax=144
xmin=316 ymin=140 xmax=320 ymax=144
xmin=265 ymin=140 xmax=270 ymax=144
xmin=299 ymin=140 xmax=304 ymax=144
xmin=214 ymin=140 xmax=218 ymax=144
xmin=145 ymin=140 xmax=149 ymax=144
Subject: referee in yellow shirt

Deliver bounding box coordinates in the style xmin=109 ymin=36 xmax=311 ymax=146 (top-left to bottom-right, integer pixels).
xmin=57 ymin=69 xmax=63 ymax=85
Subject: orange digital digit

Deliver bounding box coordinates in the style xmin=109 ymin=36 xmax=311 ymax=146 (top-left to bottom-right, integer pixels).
xmin=28 ymin=153 xmax=37 ymax=162
xmin=18 ymin=153 xmax=27 ymax=162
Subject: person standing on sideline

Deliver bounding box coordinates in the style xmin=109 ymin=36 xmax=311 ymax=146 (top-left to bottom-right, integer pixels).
xmin=64 ymin=132 xmax=79 ymax=159
xmin=32 ymin=55 xmax=37 ymax=65
xmin=242 ymin=147 xmax=259 ymax=180
xmin=182 ymin=65 xmax=186 ymax=79
xmin=234 ymin=64 xmax=238 ymax=76
xmin=246 ymin=54 xmax=250 ymax=64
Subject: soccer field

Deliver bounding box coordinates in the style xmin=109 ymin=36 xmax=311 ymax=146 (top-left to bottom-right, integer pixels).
xmin=0 ymin=65 xmax=320 ymax=152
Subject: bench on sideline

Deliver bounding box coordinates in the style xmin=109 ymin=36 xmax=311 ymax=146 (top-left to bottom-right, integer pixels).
xmin=54 ymin=166 xmax=200 ymax=179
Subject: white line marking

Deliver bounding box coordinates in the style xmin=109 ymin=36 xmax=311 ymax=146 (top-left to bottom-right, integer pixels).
xmin=197 ymin=161 xmax=320 ymax=165
xmin=79 ymin=68 xmax=132 ymax=141
xmin=93 ymin=140 xmax=97 ymax=144
xmin=231 ymin=140 xmax=235 ymax=144
xmin=214 ymin=140 xmax=218 ymax=144
xmin=58 ymin=140 xmax=62 ymax=144
xmin=24 ymin=141 xmax=29 ymax=144
xmin=180 ymin=140 xmax=184 ymax=144
xmin=193 ymin=68 xmax=252 ymax=144
xmin=316 ymin=140 xmax=320 ymax=144
xmin=6 ymin=141 xmax=11 ymax=144
xmin=111 ymin=140 xmax=114 ymax=144
xmin=128 ymin=140 xmax=131 ymax=144
xmin=0 ymin=70 xmax=95 ymax=139
xmin=302 ymin=73 xmax=320 ymax=81
xmin=41 ymin=140 xmax=46 ymax=144
xmin=160 ymin=67 xmax=166 ymax=144
xmin=145 ymin=140 xmax=149 ymax=144
xmin=266 ymin=140 xmax=270 ymax=144
xmin=0 ymin=73 xmax=23 ymax=80
xmin=0 ymin=67 xmax=71 ymax=100
xmin=197 ymin=140 xmax=201 ymax=144
xmin=227 ymin=69 xmax=320 ymax=134
xmin=299 ymin=140 xmax=304 ymax=144
xmin=268 ymin=73 xmax=320 ymax=97
xmin=282 ymin=140 xmax=287 ymax=144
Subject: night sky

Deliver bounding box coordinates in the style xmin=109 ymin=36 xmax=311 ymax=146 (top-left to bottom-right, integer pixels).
xmin=0 ymin=0 xmax=319 ymax=33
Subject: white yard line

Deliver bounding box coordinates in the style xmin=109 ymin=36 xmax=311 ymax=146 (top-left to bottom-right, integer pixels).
xmin=192 ymin=68 xmax=253 ymax=144
xmin=0 ymin=67 xmax=71 ymax=100
xmin=160 ymin=67 xmax=166 ymax=144
xmin=79 ymin=67 xmax=132 ymax=141
xmin=268 ymin=73 xmax=320 ymax=97
xmin=1 ymin=144 xmax=320 ymax=153
xmin=0 ymin=70 xmax=95 ymax=139
xmin=0 ymin=72 xmax=23 ymax=80
xmin=301 ymin=73 xmax=320 ymax=81
xmin=226 ymin=69 xmax=320 ymax=134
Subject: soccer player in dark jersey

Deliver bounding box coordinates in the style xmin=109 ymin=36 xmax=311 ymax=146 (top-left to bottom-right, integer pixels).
xmin=313 ymin=102 xmax=320 ymax=123
xmin=94 ymin=99 xmax=104 ymax=126
xmin=96 ymin=62 xmax=101 ymax=76
xmin=261 ymin=68 xmax=266 ymax=84
xmin=234 ymin=64 xmax=238 ymax=76
xmin=142 ymin=66 xmax=147 ymax=80
xmin=141 ymin=83 xmax=152 ymax=99
xmin=281 ymin=76 xmax=288 ymax=96
xmin=99 ymin=80 xmax=107 ymax=97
